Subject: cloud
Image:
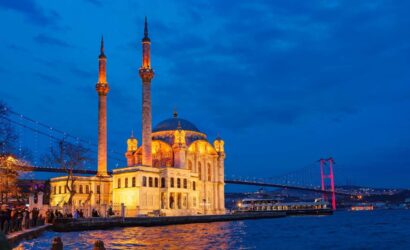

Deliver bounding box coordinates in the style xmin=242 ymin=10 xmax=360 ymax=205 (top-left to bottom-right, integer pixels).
xmin=69 ymin=66 xmax=94 ymax=79
xmin=84 ymin=0 xmax=103 ymax=7
xmin=34 ymin=72 xmax=62 ymax=85
xmin=0 ymin=0 xmax=59 ymax=26
xmin=7 ymin=44 xmax=29 ymax=53
xmin=34 ymin=34 xmax=71 ymax=48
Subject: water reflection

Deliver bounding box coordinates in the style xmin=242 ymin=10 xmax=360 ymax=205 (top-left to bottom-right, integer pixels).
xmin=16 ymin=221 xmax=246 ymax=249
xmin=15 ymin=211 xmax=410 ymax=249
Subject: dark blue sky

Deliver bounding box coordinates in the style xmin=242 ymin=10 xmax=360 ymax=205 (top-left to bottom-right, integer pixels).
xmin=0 ymin=0 xmax=409 ymax=188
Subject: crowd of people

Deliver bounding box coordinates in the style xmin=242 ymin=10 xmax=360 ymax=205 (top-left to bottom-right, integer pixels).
xmin=1 ymin=204 xmax=117 ymax=235
xmin=0 ymin=205 xmax=44 ymax=235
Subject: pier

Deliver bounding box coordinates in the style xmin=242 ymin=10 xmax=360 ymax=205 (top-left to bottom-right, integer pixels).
xmin=52 ymin=212 xmax=287 ymax=232
xmin=6 ymin=224 xmax=51 ymax=246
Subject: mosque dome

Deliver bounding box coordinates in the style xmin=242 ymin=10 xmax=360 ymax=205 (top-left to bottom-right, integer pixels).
xmin=152 ymin=112 xmax=207 ymax=145
xmin=153 ymin=112 xmax=201 ymax=133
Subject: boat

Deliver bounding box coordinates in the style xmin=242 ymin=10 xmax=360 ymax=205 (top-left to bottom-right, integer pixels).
xmin=234 ymin=198 xmax=333 ymax=215
xmin=350 ymin=204 xmax=374 ymax=211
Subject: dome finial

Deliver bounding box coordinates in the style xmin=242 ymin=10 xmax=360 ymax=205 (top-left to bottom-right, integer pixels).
xmin=173 ymin=108 xmax=178 ymax=118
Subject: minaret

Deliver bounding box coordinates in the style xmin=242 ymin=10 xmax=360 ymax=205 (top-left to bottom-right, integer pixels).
xmin=139 ymin=17 xmax=154 ymax=166
xmin=96 ymin=36 xmax=109 ymax=176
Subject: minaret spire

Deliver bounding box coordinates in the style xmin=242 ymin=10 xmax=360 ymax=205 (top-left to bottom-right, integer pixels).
xmin=99 ymin=35 xmax=105 ymax=58
xmin=139 ymin=17 xmax=154 ymax=167
xmin=143 ymin=16 xmax=149 ymax=41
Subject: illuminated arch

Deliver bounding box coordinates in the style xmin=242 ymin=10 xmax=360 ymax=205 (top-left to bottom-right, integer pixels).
xmin=187 ymin=140 xmax=218 ymax=156
xmin=152 ymin=140 xmax=173 ymax=167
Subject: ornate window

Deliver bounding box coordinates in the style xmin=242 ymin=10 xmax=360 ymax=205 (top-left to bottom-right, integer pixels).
xmin=183 ymin=179 xmax=187 ymax=189
xmin=125 ymin=178 xmax=128 ymax=188
xmin=118 ymin=178 xmax=121 ymax=188
xmin=58 ymin=186 xmax=61 ymax=194
xmin=149 ymin=177 xmax=153 ymax=187
xmin=171 ymin=177 xmax=175 ymax=188
xmin=177 ymin=178 xmax=181 ymax=188
xmin=142 ymin=176 xmax=147 ymax=187
xmin=155 ymin=177 xmax=159 ymax=187
xmin=208 ymin=164 xmax=211 ymax=181
xmin=161 ymin=177 xmax=166 ymax=188
xmin=132 ymin=177 xmax=136 ymax=187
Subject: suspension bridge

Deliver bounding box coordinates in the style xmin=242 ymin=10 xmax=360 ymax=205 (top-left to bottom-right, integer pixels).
xmin=1 ymin=106 xmax=346 ymax=210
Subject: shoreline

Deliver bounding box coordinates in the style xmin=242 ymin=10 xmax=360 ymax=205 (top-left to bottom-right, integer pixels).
xmin=7 ymin=210 xmax=333 ymax=246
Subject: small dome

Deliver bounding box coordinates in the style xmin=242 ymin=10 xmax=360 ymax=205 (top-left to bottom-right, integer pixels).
xmin=153 ymin=117 xmax=200 ymax=133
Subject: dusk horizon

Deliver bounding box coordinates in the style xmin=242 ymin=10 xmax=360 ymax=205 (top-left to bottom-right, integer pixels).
xmin=1 ymin=0 xmax=409 ymax=189
xmin=2 ymin=1 xmax=410 ymax=249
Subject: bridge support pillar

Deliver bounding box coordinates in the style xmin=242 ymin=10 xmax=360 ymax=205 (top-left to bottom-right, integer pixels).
xmin=320 ymin=158 xmax=336 ymax=210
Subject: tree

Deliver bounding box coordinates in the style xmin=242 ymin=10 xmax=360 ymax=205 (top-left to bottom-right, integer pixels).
xmin=43 ymin=140 xmax=91 ymax=205
xmin=0 ymin=102 xmax=17 ymax=155
xmin=0 ymin=102 xmax=20 ymax=203
xmin=0 ymin=154 xmax=22 ymax=203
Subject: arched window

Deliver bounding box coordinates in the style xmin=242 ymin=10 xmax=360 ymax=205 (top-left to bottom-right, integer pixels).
xmin=193 ymin=181 xmax=196 ymax=191
xmin=171 ymin=177 xmax=175 ymax=188
xmin=142 ymin=176 xmax=147 ymax=187
xmin=149 ymin=177 xmax=153 ymax=187
xmin=132 ymin=177 xmax=136 ymax=187
xmin=177 ymin=178 xmax=181 ymax=188
xmin=58 ymin=186 xmax=61 ymax=194
xmin=198 ymin=162 xmax=202 ymax=180
xmin=161 ymin=177 xmax=166 ymax=188
xmin=183 ymin=179 xmax=187 ymax=189
xmin=118 ymin=178 xmax=121 ymax=188
xmin=188 ymin=160 xmax=193 ymax=171
xmin=125 ymin=178 xmax=128 ymax=188
xmin=53 ymin=186 xmax=56 ymax=194
xmin=207 ymin=164 xmax=211 ymax=181
xmin=155 ymin=177 xmax=159 ymax=187
xmin=79 ymin=185 xmax=83 ymax=194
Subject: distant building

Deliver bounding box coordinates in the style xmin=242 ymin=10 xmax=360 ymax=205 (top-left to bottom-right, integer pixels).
xmin=50 ymin=18 xmax=225 ymax=216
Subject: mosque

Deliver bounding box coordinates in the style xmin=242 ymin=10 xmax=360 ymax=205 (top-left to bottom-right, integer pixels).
xmin=49 ymin=18 xmax=226 ymax=216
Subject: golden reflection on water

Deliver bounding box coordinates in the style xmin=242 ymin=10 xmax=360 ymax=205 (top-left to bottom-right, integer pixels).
xmin=59 ymin=221 xmax=244 ymax=250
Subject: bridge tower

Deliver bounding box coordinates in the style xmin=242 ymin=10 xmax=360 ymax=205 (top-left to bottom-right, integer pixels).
xmin=320 ymin=158 xmax=336 ymax=210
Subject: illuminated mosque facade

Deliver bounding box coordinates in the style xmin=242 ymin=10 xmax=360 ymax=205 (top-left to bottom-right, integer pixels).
xmin=49 ymin=18 xmax=226 ymax=216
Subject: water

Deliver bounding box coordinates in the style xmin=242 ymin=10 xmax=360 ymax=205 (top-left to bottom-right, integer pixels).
xmin=16 ymin=210 xmax=410 ymax=249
